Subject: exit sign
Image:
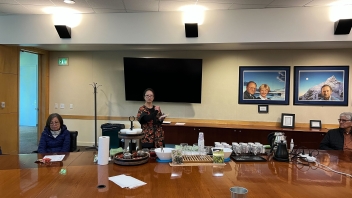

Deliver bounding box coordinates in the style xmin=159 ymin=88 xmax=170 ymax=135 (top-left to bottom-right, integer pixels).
xmin=58 ymin=57 xmax=69 ymax=66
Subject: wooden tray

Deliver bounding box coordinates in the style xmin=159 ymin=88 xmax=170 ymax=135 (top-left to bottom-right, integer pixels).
xmin=182 ymin=155 xmax=213 ymax=163
xmin=169 ymin=162 xmax=226 ymax=167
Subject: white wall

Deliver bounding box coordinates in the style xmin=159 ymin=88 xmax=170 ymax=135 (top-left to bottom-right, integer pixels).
xmin=49 ymin=49 xmax=352 ymax=146
xmin=1 ymin=7 xmax=351 ymax=44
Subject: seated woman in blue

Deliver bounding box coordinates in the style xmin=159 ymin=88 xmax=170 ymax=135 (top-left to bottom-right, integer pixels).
xmin=38 ymin=113 xmax=70 ymax=153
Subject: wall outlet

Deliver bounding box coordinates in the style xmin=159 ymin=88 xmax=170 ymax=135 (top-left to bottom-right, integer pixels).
xmin=55 ymin=103 xmax=58 ymax=109
xmin=70 ymin=104 xmax=73 ymax=109
xmin=60 ymin=103 xmax=65 ymax=109
xmin=1 ymin=102 xmax=5 ymax=108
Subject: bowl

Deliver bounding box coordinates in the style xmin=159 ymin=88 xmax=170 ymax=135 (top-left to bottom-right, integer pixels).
xmin=120 ymin=128 xmax=142 ymax=134
xmin=212 ymin=147 xmax=232 ymax=159
xmin=155 ymin=148 xmax=174 ymax=160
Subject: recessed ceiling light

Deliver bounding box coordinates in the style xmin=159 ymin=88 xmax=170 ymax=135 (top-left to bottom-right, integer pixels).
xmin=64 ymin=0 xmax=75 ymax=4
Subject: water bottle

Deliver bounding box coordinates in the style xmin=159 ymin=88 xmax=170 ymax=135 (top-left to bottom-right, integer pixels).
xmin=198 ymin=132 xmax=205 ymax=155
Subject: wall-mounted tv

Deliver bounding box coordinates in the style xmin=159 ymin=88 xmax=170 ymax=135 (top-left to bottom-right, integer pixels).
xmin=124 ymin=57 xmax=202 ymax=103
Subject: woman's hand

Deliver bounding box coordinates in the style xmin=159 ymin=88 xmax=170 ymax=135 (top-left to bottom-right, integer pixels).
xmin=155 ymin=106 xmax=160 ymax=111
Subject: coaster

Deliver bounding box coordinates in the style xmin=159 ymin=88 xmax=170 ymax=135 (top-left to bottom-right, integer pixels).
xmin=156 ymin=158 xmax=172 ymax=163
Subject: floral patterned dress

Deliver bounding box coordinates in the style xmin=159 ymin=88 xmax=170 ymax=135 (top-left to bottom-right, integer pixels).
xmin=137 ymin=105 xmax=164 ymax=148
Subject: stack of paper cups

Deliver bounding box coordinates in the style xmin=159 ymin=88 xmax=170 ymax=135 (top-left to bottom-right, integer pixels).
xmin=98 ymin=136 xmax=110 ymax=165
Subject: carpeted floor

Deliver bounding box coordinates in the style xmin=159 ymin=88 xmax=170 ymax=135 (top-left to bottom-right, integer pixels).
xmin=19 ymin=126 xmax=38 ymax=154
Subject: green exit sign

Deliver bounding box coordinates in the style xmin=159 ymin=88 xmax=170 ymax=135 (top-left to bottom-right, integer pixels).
xmin=58 ymin=57 xmax=69 ymax=66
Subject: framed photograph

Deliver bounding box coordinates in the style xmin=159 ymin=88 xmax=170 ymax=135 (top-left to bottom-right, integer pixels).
xmin=293 ymin=66 xmax=349 ymax=106
xmin=258 ymin=105 xmax=269 ymax=113
xmin=281 ymin=113 xmax=295 ymax=128
xmin=238 ymin=66 xmax=290 ymax=105
xmin=310 ymin=120 xmax=322 ymax=129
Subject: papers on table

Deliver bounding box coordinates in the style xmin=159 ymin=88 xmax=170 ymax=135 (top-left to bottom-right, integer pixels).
xmin=43 ymin=155 xmax=65 ymax=162
xmin=109 ymin=174 xmax=146 ymax=189
xmin=163 ymin=121 xmax=171 ymax=124
xmin=175 ymin=122 xmax=185 ymax=125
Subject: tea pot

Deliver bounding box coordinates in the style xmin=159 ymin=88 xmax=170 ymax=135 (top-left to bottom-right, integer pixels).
xmin=273 ymin=140 xmax=289 ymax=162
xmin=267 ymin=132 xmax=287 ymax=153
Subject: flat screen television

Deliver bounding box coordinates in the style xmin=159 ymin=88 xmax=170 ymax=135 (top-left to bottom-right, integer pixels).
xmin=124 ymin=57 xmax=202 ymax=103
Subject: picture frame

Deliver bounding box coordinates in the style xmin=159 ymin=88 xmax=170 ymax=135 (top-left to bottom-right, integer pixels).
xmin=310 ymin=120 xmax=322 ymax=129
xmin=238 ymin=66 xmax=290 ymax=105
xmin=258 ymin=105 xmax=269 ymax=113
xmin=293 ymin=66 xmax=349 ymax=106
xmin=281 ymin=113 xmax=295 ymax=128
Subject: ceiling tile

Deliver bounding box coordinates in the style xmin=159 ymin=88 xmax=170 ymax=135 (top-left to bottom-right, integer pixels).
xmin=24 ymin=4 xmax=95 ymax=14
xmin=306 ymin=0 xmax=352 ymax=7
xmin=86 ymin=0 xmax=125 ymax=9
xmin=229 ymin=4 xmax=267 ymax=9
xmin=51 ymin=0 xmax=92 ymax=8
xmin=0 ymin=0 xmax=19 ymax=5
xmin=268 ymin=0 xmax=313 ymax=7
xmin=124 ymin=0 xmax=159 ymax=12
xmin=197 ymin=2 xmax=233 ymax=10
xmin=233 ymin=0 xmax=273 ymax=5
xmin=93 ymin=8 xmax=126 ymax=13
xmin=0 ymin=4 xmax=32 ymax=14
xmin=16 ymin=0 xmax=54 ymax=6
xmin=159 ymin=1 xmax=196 ymax=11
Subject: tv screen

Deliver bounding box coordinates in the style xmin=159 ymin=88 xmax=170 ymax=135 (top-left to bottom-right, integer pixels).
xmin=124 ymin=57 xmax=202 ymax=103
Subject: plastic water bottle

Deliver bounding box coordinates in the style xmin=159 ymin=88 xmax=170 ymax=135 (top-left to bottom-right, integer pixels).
xmin=198 ymin=132 xmax=205 ymax=155
xmin=290 ymin=139 xmax=294 ymax=152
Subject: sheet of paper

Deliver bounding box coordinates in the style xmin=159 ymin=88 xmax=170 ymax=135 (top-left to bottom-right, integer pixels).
xmin=43 ymin=155 xmax=65 ymax=161
xmin=175 ymin=122 xmax=185 ymax=125
xmin=163 ymin=121 xmax=171 ymax=124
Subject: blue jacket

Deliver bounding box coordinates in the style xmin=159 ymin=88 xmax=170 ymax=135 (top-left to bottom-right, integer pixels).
xmin=37 ymin=125 xmax=71 ymax=153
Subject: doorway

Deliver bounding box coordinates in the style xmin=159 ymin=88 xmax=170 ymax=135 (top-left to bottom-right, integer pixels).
xmin=19 ymin=51 xmax=39 ymax=154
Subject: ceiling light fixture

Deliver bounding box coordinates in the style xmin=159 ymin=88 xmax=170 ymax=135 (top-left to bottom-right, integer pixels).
xmin=64 ymin=0 xmax=75 ymax=4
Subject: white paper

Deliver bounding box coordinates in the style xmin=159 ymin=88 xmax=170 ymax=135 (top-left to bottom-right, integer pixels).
xmin=43 ymin=155 xmax=65 ymax=162
xmin=163 ymin=121 xmax=171 ymax=124
xmin=108 ymin=174 xmax=146 ymax=189
xmin=175 ymin=122 xmax=185 ymax=125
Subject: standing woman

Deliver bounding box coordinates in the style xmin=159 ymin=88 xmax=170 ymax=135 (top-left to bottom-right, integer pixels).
xmin=37 ymin=113 xmax=70 ymax=153
xmin=137 ymin=88 xmax=167 ymax=148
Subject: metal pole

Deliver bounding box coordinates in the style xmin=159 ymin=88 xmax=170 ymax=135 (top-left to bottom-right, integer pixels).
xmin=86 ymin=82 xmax=101 ymax=150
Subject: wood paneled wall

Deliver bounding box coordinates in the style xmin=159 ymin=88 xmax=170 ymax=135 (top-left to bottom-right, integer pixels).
xmin=0 ymin=45 xmax=19 ymax=154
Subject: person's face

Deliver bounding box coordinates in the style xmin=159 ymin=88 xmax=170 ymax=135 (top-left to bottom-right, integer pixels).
xmin=260 ymin=88 xmax=268 ymax=97
xmin=321 ymin=86 xmax=331 ymax=99
xmin=338 ymin=116 xmax=352 ymax=129
xmin=246 ymin=83 xmax=256 ymax=95
xmin=50 ymin=117 xmax=61 ymax=131
xmin=144 ymin=90 xmax=154 ymax=103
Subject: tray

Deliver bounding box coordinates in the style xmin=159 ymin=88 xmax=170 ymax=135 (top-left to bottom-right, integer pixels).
xmin=230 ymin=155 xmax=267 ymax=162
xmin=182 ymin=155 xmax=213 ymax=163
xmin=169 ymin=162 xmax=226 ymax=167
xmin=113 ymin=152 xmax=149 ymax=166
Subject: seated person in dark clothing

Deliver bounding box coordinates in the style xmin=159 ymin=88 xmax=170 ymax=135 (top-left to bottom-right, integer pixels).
xmin=319 ymin=112 xmax=352 ymax=151
xmin=38 ymin=113 xmax=70 ymax=153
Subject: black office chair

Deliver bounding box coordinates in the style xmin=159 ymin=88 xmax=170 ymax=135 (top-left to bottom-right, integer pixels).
xmin=69 ymin=131 xmax=80 ymax=152
xmin=0 ymin=146 xmax=2 ymax=155
xmin=33 ymin=131 xmax=80 ymax=153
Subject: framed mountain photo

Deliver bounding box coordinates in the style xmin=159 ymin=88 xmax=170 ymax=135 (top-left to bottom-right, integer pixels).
xmin=293 ymin=66 xmax=349 ymax=106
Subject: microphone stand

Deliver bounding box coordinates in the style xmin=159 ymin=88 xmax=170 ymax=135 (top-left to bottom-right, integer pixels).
xmin=86 ymin=82 xmax=101 ymax=150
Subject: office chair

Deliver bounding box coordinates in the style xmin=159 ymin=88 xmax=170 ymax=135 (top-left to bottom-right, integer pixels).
xmin=0 ymin=146 xmax=2 ymax=155
xmin=69 ymin=131 xmax=80 ymax=152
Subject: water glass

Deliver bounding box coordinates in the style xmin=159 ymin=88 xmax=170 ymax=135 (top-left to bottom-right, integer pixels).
xmin=180 ymin=143 xmax=188 ymax=155
xmin=171 ymin=149 xmax=183 ymax=164
xmin=193 ymin=143 xmax=199 ymax=155
xmin=230 ymin=186 xmax=248 ymax=198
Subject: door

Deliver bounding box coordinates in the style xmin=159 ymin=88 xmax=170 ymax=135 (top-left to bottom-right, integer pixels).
xmin=19 ymin=51 xmax=39 ymax=153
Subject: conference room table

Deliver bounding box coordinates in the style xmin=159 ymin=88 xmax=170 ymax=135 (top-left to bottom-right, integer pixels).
xmin=0 ymin=150 xmax=351 ymax=198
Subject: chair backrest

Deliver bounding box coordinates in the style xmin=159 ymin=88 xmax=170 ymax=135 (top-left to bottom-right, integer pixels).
xmin=0 ymin=146 xmax=2 ymax=155
xmin=69 ymin=131 xmax=78 ymax=152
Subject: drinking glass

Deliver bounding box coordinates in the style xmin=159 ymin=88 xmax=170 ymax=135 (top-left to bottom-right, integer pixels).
xmin=180 ymin=143 xmax=188 ymax=155
xmin=193 ymin=143 xmax=199 ymax=155
xmin=149 ymin=148 xmax=156 ymax=159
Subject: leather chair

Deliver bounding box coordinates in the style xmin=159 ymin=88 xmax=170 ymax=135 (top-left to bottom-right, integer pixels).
xmin=69 ymin=131 xmax=80 ymax=152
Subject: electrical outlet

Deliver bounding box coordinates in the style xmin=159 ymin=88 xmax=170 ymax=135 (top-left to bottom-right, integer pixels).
xmin=60 ymin=103 xmax=65 ymax=109
xmin=1 ymin=102 xmax=5 ymax=108
xmin=55 ymin=103 xmax=58 ymax=109
xmin=70 ymin=104 xmax=73 ymax=109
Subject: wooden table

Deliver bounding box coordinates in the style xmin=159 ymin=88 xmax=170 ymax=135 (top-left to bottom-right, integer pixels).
xmin=0 ymin=151 xmax=351 ymax=198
